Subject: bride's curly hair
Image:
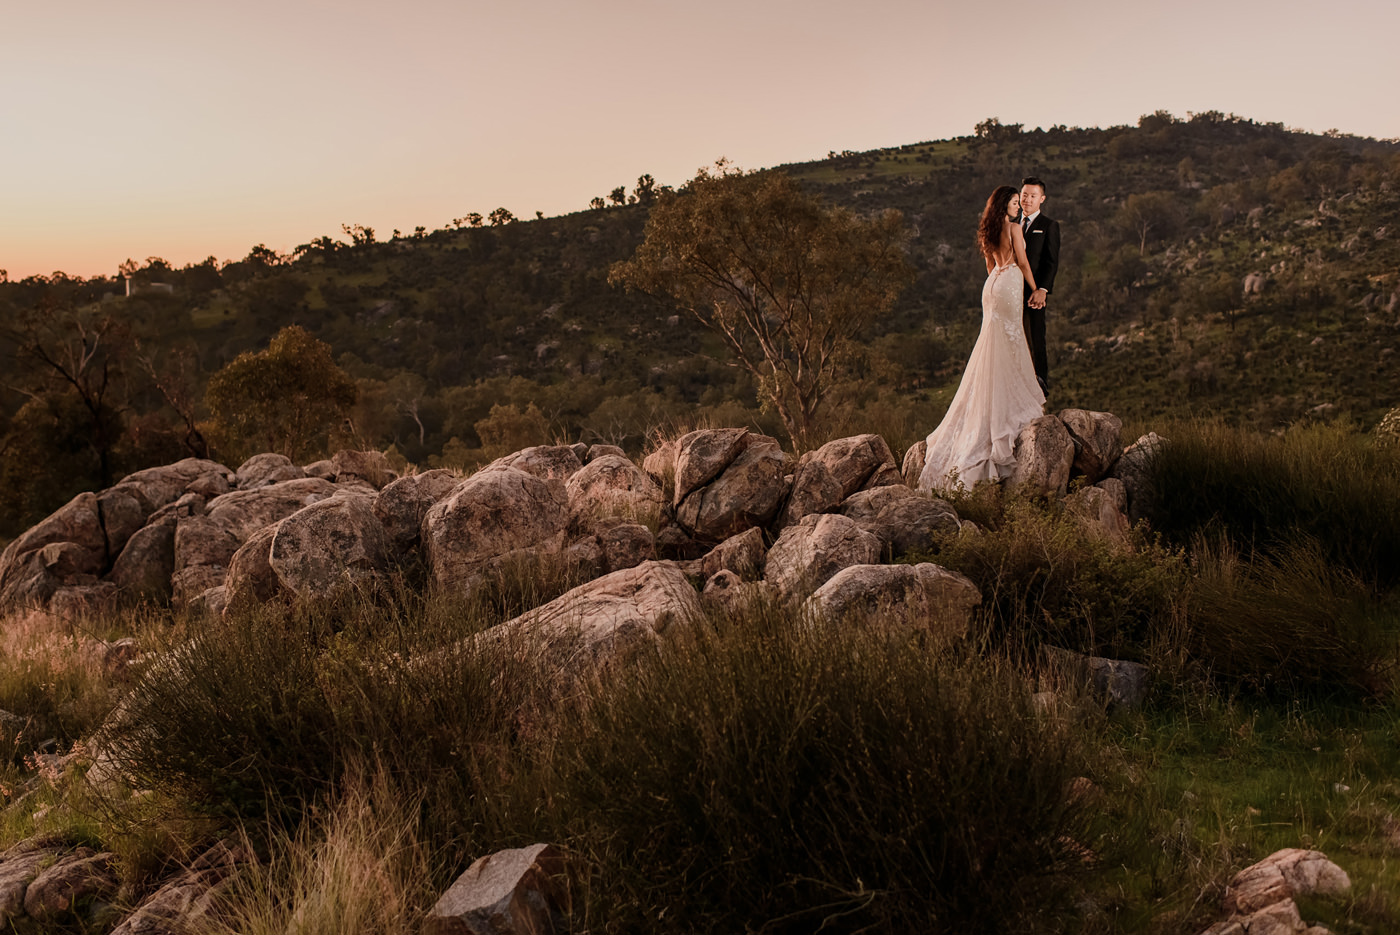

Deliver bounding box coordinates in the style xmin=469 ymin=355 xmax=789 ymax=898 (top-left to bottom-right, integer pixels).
xmin=977 ymin=185 xmax=1020 ymax=258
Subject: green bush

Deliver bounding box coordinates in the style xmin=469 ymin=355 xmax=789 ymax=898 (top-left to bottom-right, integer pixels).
xmin=1184 ymin=536 xmax=1399 ymax=698
xmin=1144 ymin=420 xmax=1400 ymax=590
xmin=100 ymin=591 xmax=551 ymax=838
xmin=921 ymin=497 xmax=1188 ymax=663
xmin=537 ymin=604 xmax=1099 ymax=934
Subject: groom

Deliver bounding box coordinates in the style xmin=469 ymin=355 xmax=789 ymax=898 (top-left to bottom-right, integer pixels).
xmin=1019 ymin=176 xmax=1059 ymax=396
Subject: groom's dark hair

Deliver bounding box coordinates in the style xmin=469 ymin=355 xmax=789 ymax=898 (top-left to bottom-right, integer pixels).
xmin=1021 ymin=176 xmax=1047 ymax=195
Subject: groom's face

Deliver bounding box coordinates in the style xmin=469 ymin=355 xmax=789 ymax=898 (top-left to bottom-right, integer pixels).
xmin=1020 ymin=184 xmax=1046 ymax=216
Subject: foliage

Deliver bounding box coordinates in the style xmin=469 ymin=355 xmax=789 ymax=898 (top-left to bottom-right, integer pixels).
xmin=1142 ymin=419 xmax=1400 ymax=590
xmin=539 ymin=607 xmax=1097 ymax=934
xmin=1184 ymin=536 xmax=1398 ymax=698
xmin=610 ymin=162 xmax=913 ymax=448
xmin=921 ymin=495 xmax=1188 ymax=662
xmin=203 ymin=325 xmax=357 ymax=462
xmin=206 ymin=764 xmax=434 ymax=935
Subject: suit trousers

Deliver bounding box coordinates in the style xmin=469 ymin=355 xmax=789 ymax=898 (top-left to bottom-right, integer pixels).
xmin=1023 ymin=302 xmax=1049 ymax=392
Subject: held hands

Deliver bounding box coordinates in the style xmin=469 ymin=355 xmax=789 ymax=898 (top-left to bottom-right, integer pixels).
xmin=1029 ymin=288 xmax=1048 ymax=310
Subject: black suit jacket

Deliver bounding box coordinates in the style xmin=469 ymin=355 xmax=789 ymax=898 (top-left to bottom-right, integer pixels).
xmin=1022 ymin=212 xmax=1060 ymax=298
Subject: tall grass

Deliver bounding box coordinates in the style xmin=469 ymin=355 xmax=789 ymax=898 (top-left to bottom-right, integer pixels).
xmin=95 ymin=585 xmax=1107 ymax=933
xmin=1184 ymin=536 xmax=1398 ymax=698
xmin=1144 ymin=419 xmax=1400 ymax=590
xmin=918 ymin=496 xmax=1189 ymax=665
xmin=525 ymin=604 xmax=1100 ymax=934
xmin=206 ymin=763 xmax=435 ymax=935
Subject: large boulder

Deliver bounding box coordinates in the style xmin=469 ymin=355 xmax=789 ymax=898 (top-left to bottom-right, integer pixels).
xmin=1009 ymin=415 xmax=1075 ymax=499
xmin=0 ymin=493 xmax=107 ymax=611
xmin=268 ymin=494 xmax=392 ymax=599
xmin=839 ymin=485 xmax=960 ymax=557
xmin=105 ymin=520 xmax=177 ymax=601
xmin=234 ymin=453 xmax=304 ymax=489
xmin=777 ymin=457 xmax=845 ymax=528
xmin=424 ymin=843 xmax=570 ymax=935
xmin=805 ymin=434 xmax=903 ymax=499
xmin=423 ymin=468 xmax=570 ymax=592
xmin=673 ymin=428 xmax=750 ymax=506
xmin=483 ymin=446 xmax=582 ymax=482
xmin=1110 ymin=432 xmax=1167 ymax=523
xmin=565 ymin=455 xmax=666 ymax=529
xmin=493 ymin=561 xmax=703 ymax=673
xmin=374 ymin=469 xmax=461 ymax=551
xmin=676 ymin=437 xmax=788 ymax=542
xmin=330 ymin=449 xmax=398 ymax=489
xmin=204 ymin=478 xmax=339 ymax=545
xmin=805 ymin=563 xmax=981 ymax=641
xmin=223 ymin=523 xmax=284 ymax=609
xmin=1058 ymin=409 xmax=1123 ymax=482
xmin=763 ymin=513 xmax=882 ymax=601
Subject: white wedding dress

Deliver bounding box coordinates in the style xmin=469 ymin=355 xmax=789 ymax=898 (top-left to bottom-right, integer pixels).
xmin=917 ymin=258 xmax=1045 ymax=492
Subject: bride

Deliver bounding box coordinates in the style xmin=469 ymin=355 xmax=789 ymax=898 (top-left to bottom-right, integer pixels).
xmin=918 ymin=185 xmax=1046 ymax=492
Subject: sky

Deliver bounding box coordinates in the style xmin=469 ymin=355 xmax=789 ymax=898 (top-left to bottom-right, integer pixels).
xmin=3 ymin=0 xmax=1398 ymax=280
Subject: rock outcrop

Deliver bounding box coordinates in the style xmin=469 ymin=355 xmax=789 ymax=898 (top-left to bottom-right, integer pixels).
xmin=764 ymin=513 xmax=882 ymax=601
xmin=423 ymin=468 xmax=571 ymax=596
xmin=805 ymin=563 xmax=981 ymax=641
xmin=493 ymin=561 xmax=703 ymax=673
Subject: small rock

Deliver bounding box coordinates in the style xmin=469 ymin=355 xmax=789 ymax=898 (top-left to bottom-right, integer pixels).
xmin=330 ymin=449 xmax=398 ymax=489
xmin=424 ymin=843 xmax=570 ymax=935
xmin=586 ymin=444 xmax=626 ymax=462
xmin=597 ymin=522 xmax=656 ymax=573
xmin=235 ymin=453 xmax=304 ymax=489
xmin=698 ymin=527 xmax=767 ymax=582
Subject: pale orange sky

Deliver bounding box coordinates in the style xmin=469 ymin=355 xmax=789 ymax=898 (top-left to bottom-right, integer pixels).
xmin=3 ymin=0 xmax=1396 ymax=280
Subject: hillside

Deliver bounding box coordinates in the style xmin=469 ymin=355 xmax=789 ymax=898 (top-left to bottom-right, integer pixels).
xmin=2 ymin=110 xmax=1398 ymax=537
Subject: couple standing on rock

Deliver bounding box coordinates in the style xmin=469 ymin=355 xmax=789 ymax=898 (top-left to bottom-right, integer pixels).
xmin=918 ymin=177 xmax=1061 ymax=493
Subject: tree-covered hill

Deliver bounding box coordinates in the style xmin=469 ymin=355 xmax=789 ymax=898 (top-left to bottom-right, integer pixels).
xmin=2 ymin=110 xmax=1398 ymax=538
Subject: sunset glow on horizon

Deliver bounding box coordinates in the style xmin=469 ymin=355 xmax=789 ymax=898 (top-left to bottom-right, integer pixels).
xmin=4 ymin=0 xmax=1397 ymax=281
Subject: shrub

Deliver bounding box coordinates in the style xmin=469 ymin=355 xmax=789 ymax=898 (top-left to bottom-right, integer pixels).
xmin=1143 ymin=419 xmax=1400 ymax=590
xmin=537 ymin=604 xmax=1099 ymax=934
xmin=206 ymin=763 xmax=435 ymax=935
xmin=921 ymin=497 xmax=1188 ymax=662
xmin=1184 ymin=536 xmax=1398 ymax=698
xmin=99 ymin=591 xmax=553 ymax=837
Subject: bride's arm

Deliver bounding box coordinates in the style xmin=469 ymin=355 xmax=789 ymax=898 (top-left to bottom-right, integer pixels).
xmin=985 ymin=251 xmax=994 ymax=274
xmin=1011 ymin=224 xmax=1038 ymax=292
